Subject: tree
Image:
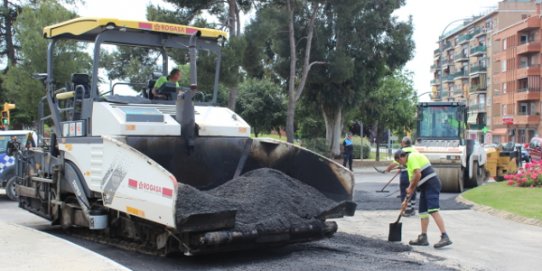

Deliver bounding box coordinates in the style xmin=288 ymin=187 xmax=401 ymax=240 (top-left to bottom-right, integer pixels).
xmin=236 ymin=78 xmax=286 ymax=137
xmin=100 ymin=47 xmax=161 ymax=91
xmin=1 ymin=0 xmax=91 ymax=125
xmin=301 ymin=0 xmax=414 ymax=156
xmin=242 ymin=1 xmax=324 ymax=143
xmin=358 ymin=70 xmax=418 ymax=161
xmin=0 ymin=0 xmax=21 ymax=71
xmin=284 ymin=0 xmax=325 ymax=143
xmin=147 ymin=0 xmax=253 ymax=111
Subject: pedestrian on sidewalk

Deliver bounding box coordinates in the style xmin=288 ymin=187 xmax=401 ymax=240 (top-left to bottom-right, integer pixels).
xmin=385 ymin=136 xmax=417 ymax=216
xmin=343 ymin=133 xmax=354 ymax=171
xmin=394 ymin=149 xmax=452 ymax=249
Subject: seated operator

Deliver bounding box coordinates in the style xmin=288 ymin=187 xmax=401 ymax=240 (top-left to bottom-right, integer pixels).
xmin=152 ymin=68 xmax=181 ymax=99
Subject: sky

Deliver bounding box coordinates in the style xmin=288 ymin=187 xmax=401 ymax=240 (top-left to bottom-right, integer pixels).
xmin=77 ymin=0 xmax=505 ymax=100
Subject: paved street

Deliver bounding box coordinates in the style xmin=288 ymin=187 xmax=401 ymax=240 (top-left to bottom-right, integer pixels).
xmin=0 ymin=168 xmax=541 ymax=270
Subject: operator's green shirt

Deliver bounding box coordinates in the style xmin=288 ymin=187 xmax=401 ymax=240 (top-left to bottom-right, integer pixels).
xmin=405 ymin=152 xmax=431 ymax=182
xmin=153 ymin=76 xmax=180 ymax=89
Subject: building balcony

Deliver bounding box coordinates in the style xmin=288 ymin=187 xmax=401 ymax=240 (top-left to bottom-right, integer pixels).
xmin=469 ymin=84 xmax=487 ymax=93
xmin=517 ymin=16 xmax=540 ymax=32
xmin=458 ymin=34 xmax=472 ymax=45
xmin=441 ymin=90 xmax=450 ymax=98
xmin=454 ymin=52 xmax=469 ymax=62
xmin=443 ymin=75 xmax=454 ymax=83
xmin=469 ymin=65 xmax=487 ymax=76
xmin=472 ymin=27 xmax=486 ymax=38
xmin=515 ymin=114 xmax=540 ymax=125
xmin=469 ymin=104 xmax=486 ymax=112
xmin=515 ymin=87 xmax=541 ymax=102
xmin=516 ymin=64 xmax=541 ymax=79
xmin=517 ymin=41 xmax=541 ymax=55
xmin=453 ymin=70 xmax=469 ymax=80
xmin=434 ymin=48 xmax=441 ymax=56
xmin=452 ymin=87 xmax=464 ymax=96
xmin=430 ymin=64 xmax=436 ymax=72
xmin=443 ymin=41 xmax=453 ymax=52
xmin=468 ymin=124 xmax=486 ymax=130
xmin=470 ymin=45 xmax=486 ymax=56
xmin=431 ymin=79 xmax=441 ymax=86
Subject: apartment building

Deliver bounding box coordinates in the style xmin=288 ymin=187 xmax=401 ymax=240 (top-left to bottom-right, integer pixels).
xmin=493 ymin=15 xmax=542 ymax=143
xmin=430 ymin=0 xmax=538 ymax=143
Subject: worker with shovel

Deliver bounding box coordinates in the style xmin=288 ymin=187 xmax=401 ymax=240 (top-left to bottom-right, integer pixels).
xmin=394 ymin=149 xmax=452 ymax=249
xmin=385 ymin=136 xmax=417 ymax=216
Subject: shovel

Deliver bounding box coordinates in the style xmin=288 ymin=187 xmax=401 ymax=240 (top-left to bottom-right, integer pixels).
xmin=388 ymin=194 xmax=412 ymax=242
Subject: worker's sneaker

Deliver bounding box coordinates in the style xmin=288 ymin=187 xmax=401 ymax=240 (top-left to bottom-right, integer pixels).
xmin=409 ymin=234 xmax=429 ymax=246
xmin=402 ymin=208 xmax=415 ymax=217
xmin=434 ymin=234 xmax=452 ymax=249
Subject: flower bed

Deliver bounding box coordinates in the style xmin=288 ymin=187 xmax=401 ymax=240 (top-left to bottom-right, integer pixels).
xmin=504 ymin=160 xmax=542 ymax=188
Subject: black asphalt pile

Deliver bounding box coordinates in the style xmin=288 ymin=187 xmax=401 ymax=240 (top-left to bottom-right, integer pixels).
xmin=176 ymin=168 xmax=339 ymax=232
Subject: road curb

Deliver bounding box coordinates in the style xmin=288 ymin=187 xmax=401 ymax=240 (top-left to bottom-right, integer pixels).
xmin=456 ymin=195 xmax=542 ymax=227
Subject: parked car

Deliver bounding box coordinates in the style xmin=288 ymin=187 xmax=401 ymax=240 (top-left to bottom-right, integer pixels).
xmin=527 ymin=137 xmax=542 ymax=162
xmin=515 ymin=143 xmax=531 ymax=163
xmin=0 ymin=130 xmax=37 ymax=201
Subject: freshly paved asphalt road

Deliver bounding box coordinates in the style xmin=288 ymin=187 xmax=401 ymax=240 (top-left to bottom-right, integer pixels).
xmin=1 ymin=168 xmax=541 ymax=270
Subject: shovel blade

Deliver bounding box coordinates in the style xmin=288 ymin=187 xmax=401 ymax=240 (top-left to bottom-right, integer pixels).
xmin=388 ymin=222 xmax=402 ymax=242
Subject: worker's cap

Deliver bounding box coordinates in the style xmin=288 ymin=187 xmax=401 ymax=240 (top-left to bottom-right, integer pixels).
xmin=401 ymin=136 xmax=412 ymax=146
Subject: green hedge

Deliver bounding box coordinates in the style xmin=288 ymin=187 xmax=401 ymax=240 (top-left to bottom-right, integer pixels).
xmin=353 ymin=137 xmax=371 ymax=159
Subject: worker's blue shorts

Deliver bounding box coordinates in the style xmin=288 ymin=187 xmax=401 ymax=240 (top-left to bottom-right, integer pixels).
xmin=418 ymin=176 xmax=441 ymax=217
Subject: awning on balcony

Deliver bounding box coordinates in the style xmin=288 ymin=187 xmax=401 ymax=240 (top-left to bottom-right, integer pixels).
xmin=467 ymin=113 xmax=478 ymax=124
xmin=491 ymin=128 xmax=507 ymax=135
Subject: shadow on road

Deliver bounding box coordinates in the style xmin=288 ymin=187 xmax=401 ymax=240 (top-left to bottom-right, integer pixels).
xmin=45 ymin=229 xmax=453 ymax=271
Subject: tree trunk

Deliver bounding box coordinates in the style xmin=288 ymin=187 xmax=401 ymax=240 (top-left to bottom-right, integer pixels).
xmin=374 ymin=121 xmax=380 ymax=161
xmin=286 ymin=94 xmax=296 ymax=143
xmin=285 ymin=0 xmax=297 ymax=143
xmin=228 ymin=0 xmax=237 ymax=37
xmin=228 ymin=86 xmax=238 ymax=111
xmin=3 ymin=0 xmax=17 ymax=68
xmin=322 ymin=105 xmax=342 ymax=157
xmin=234 ymin=1 xmax=241 ymax=36
xmin=285 ymin=1 xmax=322 ymax=143
xmin=226 ymin=0 xmax=239 ymax=111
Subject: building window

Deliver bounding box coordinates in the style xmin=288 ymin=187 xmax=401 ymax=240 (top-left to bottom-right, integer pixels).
xmin=502 ymin=83 xmax=507 ymax=93
xmin=501 ymin=60 xmax=506 ymax=72
xmin=528 ymin=129 xmax=536 ymax=142
xmin=520 ymin=34 xmax=528 ymax=44
xmin=518 ymin=129 xmax=526 ymax=143
xmin=502 ymin=104 xmax=507 ymax=115
xmin=519 ymin=102 xmax=529 ymax=115
xmin=503 ymin=39 xmax=507 ymax=50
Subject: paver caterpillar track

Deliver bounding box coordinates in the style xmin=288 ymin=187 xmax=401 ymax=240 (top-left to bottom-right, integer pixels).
xmin=14 ymin=18 xmax=356 ymax=255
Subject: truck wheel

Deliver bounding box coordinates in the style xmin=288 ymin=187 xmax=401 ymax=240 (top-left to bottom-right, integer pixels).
xmin=6 ymin=176 xmax=18 ymax=201
xmin=471 ymin=161 xmax=485 ymax=187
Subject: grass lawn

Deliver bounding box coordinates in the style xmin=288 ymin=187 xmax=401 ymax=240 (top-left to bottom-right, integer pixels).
xmin=463 ymin=182 xmax=542 ymax=221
